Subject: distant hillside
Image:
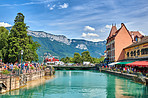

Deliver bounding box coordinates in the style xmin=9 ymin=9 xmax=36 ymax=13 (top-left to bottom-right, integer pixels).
xmin=27 ymin=30 xmax=106 ymax=62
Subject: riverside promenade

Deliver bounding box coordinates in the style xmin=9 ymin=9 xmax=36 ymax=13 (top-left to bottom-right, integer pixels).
xmin=100 ymin=68 xmax=148 ymax=85
xmin=0 ymin=67 xmax=55 ymax=93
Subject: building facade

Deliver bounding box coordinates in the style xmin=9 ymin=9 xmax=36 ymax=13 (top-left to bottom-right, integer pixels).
xmin=124 ymin=36 xmax=148 ymax=60
xmin=106 ymin=23 xmax=143 ymax=62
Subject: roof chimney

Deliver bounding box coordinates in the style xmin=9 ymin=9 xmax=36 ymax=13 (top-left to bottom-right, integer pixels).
xmin=121 ymin=23 xmax=124 ymax=27
xmin=131 ymin=32 xmax=134 ymax=40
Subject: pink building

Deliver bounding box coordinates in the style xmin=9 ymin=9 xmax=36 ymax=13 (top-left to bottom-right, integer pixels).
xmin=106 ymin=23 xmax=143 ymax=62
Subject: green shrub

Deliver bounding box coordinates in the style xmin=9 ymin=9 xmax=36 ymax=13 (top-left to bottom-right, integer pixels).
xmin=146 ymin=73 xmax=148 ymax=77
xmin=129 ymin=71 xmax=133 ymax=74
xmin=117 ymin=69 xmax=120 ymax=72
xmin=40 ymin=66 xmax=42 ymax=69
xmin=30 ymin=66 xmax=34 ymax=70
xmin=14 ymin=67 xmax=19 ymax=70
xmin=2 ymin=70 xmax=10 ymax=74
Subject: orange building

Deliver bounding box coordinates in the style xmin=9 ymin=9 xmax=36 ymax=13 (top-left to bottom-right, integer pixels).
xmin=106 ymin=23 xmax=143 ymax=62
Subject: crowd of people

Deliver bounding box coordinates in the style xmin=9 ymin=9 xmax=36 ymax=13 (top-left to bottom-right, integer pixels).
xmin=101 ymin=64 xmax=148 ymax=76
xmin=0 ymin=62 xmax=45 ymax=75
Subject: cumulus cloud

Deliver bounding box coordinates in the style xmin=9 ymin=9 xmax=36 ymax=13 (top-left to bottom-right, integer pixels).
xmin=47 ymin=4 xmax=56 ymax=10
xmin=105 ymin=25 xmax=112 ymax=29
xmin=59 ymin=3 xmax=68 ymax=9
xmin=84 ymin=26 xmax=95 ymax=32
xmin=89 ymin=38 xmax=104 ymax=42
xmin=0 ymin=22 xmax=12 ymax=27
xmin=82 ymin=33 xmax=99 ymax=38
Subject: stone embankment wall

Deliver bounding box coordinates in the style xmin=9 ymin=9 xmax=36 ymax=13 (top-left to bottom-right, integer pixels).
xmin=0 ymin=71 xmax=45 ymax=93
xmin=101 ymin=69 xmax=148 ymax=85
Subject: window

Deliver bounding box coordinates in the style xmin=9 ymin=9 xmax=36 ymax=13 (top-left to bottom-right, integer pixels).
xmin=134 ymin=51 xmax=136 ymax=56
xmin=137 ymin=50 xmax=140 ymax=55
xmin=135 ymin=37 xmax=138 ymax=42
xmin=112 ymin=43 xmax=114 ymax=48
xmin=127 ymin=52 xmax=129 ymax=57
xmin=130 ymin=51 xmax=133 ymax=56
xmin=141 ymin=48 xmax=148 ymax=55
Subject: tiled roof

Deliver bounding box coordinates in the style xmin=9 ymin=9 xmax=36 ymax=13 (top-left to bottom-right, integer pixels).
xmin=129 ymin=31 xmax=143 ymax=39
xmin=107 ymin=25 xmax=117 ymax=39
xmin=124 ymin=36 xmax=148 ymax=49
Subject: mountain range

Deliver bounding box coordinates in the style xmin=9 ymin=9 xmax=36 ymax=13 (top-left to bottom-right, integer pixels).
xmin=27 ymin=30 xmax=106 ymax=62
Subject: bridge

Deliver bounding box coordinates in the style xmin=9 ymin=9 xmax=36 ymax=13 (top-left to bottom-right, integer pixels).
xmin=53 ymin=66 xmax=96 ymax=70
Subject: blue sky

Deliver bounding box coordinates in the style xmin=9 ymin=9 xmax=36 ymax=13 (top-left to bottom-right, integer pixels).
xmin=0 ymin=0 xmax=148 ymax=42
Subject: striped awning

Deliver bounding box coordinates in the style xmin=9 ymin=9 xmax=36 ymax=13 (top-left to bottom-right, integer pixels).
xmin=125 ymin=61 xmax=148 ymax=67
xmin=116 ymin=61 xmax=134 ymax=65
xmin=108 ymin=62 xmax=120 ymax=66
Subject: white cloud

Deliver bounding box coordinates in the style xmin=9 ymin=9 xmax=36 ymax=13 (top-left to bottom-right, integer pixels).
xmin=59 ymin=3 xmax=68 ymax=9
xmin=82 ymin=33 xmax=99 ymax=38
xmin=105 ymin=25 xmax=112 ymax=29
xmin=89 ymin=38 xmax=104 ymax=42
xmin=84 ymin=26 xmax=95 ymax=32
xmin=47 ymin=4 xmax=56 ymax=10
xmin=47 ymin=4 xmax=50 ymax=7
xmin=0 ymin=22 xmax=12 ymax=27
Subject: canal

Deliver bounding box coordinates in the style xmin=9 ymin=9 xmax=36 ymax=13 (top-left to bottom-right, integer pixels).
xmin=0 ymin=70 xmax=148 ymax=98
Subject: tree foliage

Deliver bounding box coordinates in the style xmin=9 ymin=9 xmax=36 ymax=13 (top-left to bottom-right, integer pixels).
xmin=81 ymin=51 xmax=92 ymax=63
xmin=0 ymin=13 xmax=40 ymax=63
xmin=61 ymin=51 xmax=104 ymax=64
xmin=0 ymin=27 xmax=9 ymax=61
xmin=73 ymin=52 xmax=81 ymax=63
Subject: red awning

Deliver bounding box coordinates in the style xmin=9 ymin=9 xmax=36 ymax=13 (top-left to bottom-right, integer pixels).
xmin=125 ymin=61 xmax=148 ymax=67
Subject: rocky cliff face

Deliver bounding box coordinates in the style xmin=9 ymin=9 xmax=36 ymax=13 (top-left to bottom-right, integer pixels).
xmin=27 ymin=30 xmax=71 ymax=45
xmin=27 ymin=30 xmax=106 ymax=51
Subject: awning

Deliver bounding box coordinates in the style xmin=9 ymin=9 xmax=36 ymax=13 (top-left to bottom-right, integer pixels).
xmin=116 ymin=61 xmax=134 ymax=65
xmin=108 ymin=62 xmax=120 ymax=66
xmin=125 ymin=61 xmax=148 ymax=67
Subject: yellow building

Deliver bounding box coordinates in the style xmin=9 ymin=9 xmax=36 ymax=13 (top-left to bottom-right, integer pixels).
xmin=124 ymin=36 xmax=148 ymax=60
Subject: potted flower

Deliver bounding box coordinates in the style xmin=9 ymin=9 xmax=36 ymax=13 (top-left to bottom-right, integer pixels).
xmin=30 ymin=66 xmax=34 ymax=70
xmin=129 ymin=71 xmax=133 ymax=74
xmin=40 ymin=66 xmax=42 ymax=70
xmin=2 ymin=70 xmax=10 ymax=75
xmin=117 ymin=69 xmax=120 ymax=72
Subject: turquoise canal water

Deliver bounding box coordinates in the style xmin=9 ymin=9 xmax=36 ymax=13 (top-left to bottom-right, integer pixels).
xmin=1 ymin=70 xmax=148 ymax=98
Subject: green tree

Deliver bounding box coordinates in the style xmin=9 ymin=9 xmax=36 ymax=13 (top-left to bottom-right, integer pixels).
xmin=73 ymin=52 xmax=81 ymax=63
xmin=14 ymin=13 xmax=25 ymax=23
xmin=61 ymin=58 xmax=65 ymax=63
xmin=0 ymin=27 xmax=9 ymax=62
xmin=81 ymin=51 xmax=92 ymax=63
xmin=8 ymin=13 xmax=40 ymax=63
xmin=69 ymin=57 xmax=74 ymax=63
xmin=65 ymin=57 xmax=70 ymax=63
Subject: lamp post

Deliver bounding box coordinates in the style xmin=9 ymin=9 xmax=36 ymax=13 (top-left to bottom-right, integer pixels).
xmin=21 ymin=50 xmax=23 ymax=74
xmin=44 ymin=53 xmax=47 ymax=65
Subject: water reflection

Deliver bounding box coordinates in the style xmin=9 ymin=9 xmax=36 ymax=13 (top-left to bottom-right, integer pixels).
xmin=0 ymin=71 xmax=148 ymax=98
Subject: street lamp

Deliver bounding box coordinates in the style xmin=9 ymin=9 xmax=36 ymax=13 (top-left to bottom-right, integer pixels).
xmin=21 ymin=50 xmax=23 ymax=74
